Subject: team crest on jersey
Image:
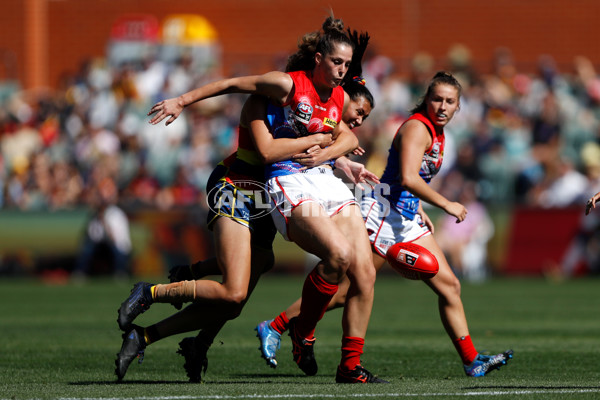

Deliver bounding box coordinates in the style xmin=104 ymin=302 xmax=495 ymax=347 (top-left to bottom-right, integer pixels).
xmin=323 ymin=117 xmax=337 ymax=129
xmin=431 ymin=142 xmax=441 ymax=158
xmin=294 ymin=102 xmax=313 ymax=125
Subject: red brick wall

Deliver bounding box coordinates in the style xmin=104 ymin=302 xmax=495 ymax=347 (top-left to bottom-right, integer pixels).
xmin=1 ymin=0 xmax=598 ymax=89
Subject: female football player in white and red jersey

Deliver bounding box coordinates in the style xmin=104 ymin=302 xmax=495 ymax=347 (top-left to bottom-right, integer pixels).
xmin=115 ymin=16 xmax=384 ymax=384
xmin=257 ymin=72 xmax=513 ymax=378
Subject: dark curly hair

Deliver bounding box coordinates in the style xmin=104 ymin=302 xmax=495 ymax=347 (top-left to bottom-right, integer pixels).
xmin=285 ymin=15 xmax=354 ymax=72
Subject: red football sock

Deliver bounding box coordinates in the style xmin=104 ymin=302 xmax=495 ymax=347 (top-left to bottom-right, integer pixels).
xmin=340 ymin=336 xmax=364 ymax=371
xmin=270 ymin=312 xmax=289 ymax=335
xmin=453 ymin=335 xmax=478 ymax=365
xmin=296 ymin=267 xmax=338 ymax=338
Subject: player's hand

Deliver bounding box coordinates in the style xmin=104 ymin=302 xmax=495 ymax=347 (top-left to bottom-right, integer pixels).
xmin=417 ymin=207 xmax=435 ymax=234
xmin=293 ymin=147 xmax=329 ymax=168
xmin=335 ymin=157 xmax=379 ymax=190
xmin=351 ymin=146 xmax=366 ymax=156
xmin=311 ymin=133 xmax=333 ymax=148
xmin=445 ymin=201 xmax=467 ymax=223
xmin=585 ymin=192 xmax=600 ymax=215
xmin=148 ymin=97 xmax=184 ymax=126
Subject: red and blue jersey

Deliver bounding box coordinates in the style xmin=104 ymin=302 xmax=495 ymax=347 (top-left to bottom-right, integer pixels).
xmin=379 ymin=112 xmax=445 ymax=220
xmin=265 ymin=70 xmax=345 ymax=178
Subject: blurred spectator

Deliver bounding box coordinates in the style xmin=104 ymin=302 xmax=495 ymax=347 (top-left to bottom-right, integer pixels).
xmin=436 ymin=179 xmax=494 ymax=282
xmin=1 ymin=41 xmax=600 ymax=276
xmin=557 ymin=209 xmax=600 ymax=277
xmin=530 ymin=156 xmax=588 ymax=208
xmin=72 ymin=179 xmax=131 ymax=280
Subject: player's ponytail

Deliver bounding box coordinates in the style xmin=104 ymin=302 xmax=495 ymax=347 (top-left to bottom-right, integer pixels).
xmin=343 ymin=78 xmax=375 ymax=110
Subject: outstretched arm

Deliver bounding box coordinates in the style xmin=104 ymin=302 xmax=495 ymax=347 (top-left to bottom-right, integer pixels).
xmin=148 ymin=71 xmax=293 ymax=126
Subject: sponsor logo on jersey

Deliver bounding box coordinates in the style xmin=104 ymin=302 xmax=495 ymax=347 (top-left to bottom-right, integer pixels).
xmin=323 ymin=117 xmax=337 ymax=129
xmin=294 ymin=102 xmax=313 ymax=125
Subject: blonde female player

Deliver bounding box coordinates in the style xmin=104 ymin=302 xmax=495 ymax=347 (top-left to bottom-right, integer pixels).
xmin=115 ymin=17 xmax=384 ymax=384
xmin=256 ymin=72 xmax=514 ymax=378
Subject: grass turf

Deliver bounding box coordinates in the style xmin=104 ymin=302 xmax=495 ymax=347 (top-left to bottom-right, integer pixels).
xmin=1 ymin=274 xmax=600 ymax=399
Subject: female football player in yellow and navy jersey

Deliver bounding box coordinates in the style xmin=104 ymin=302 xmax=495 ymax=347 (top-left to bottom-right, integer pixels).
xmin=115 ymin=16 xmax=384 ymax=384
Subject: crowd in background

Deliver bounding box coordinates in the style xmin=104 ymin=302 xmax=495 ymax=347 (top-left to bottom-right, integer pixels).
xmin=2 ymin=44 xmax=600 ymax=212
xmin=1 ymin=43 xmax=600 ymax=278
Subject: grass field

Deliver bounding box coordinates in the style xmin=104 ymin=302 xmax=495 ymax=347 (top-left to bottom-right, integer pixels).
xmin=1 ymin=274 xmax=600 ymax=399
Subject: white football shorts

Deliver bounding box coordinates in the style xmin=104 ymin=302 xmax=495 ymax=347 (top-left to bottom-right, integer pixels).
xmin=361 ymin=194 xmax=431 ymax=257
xmin=267 ymin=166 xmax=357 ymax=241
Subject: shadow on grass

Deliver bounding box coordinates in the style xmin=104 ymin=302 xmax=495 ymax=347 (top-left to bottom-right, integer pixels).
xmin=70 ymin=375 xmax=329 ymax=385
xmin=71 ymin=380 xmax=189 ymax=385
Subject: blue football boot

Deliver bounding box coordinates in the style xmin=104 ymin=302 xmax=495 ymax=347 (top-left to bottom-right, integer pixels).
xmin=255 ymin=320 xmax=281 ymax=368
xmin=464 ymin=350 xmax=514 ymax=377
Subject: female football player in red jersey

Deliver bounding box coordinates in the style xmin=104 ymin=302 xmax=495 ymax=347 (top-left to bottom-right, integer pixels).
xmin=115 ymin=16 xmax=384 ymax=384
xmin=257 ymin=71 xmax=513 ymax=378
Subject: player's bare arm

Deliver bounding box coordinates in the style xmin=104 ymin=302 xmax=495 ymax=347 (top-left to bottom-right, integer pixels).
xmin=148 ymin=71 xmax=293 ymax=126
xmin=398 ymin=120 xmax=467 ymax=222
xmin=292 ymin=121 xmax=358 ymax=168
xmin=244 ymin=95 xmax=333 ymax=164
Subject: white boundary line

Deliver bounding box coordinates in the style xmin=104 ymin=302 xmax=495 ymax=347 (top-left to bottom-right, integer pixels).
xmin=3 ymin=388 xmax=593 ymax=400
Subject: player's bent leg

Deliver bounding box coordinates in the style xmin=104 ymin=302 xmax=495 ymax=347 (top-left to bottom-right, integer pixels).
xmin=322 ymin=250 xmax=386 ymax=315
xmin=169 ymin=257 xmax=220 ymax=283
xmin=287 ymin=202 xmax=352 ymax=281
xmin=332 ymin=206 xmax=376 ymax=338
xmin=150 ymin=217 xmax=253 ymax=309
xmin=210 ymin=217 xmax=253 ymax=305
xmin=146 ymin=243 xmax=268 ymax=354
xmin=331 ymin=205 xmax=381 ymax=381
xmin=416 ymin=234 xmax=469 ymax=339
xmin=284 ymin=203 xmax=352 ymax=375
xmin=415 ymin=235 xmax=514 ymax=376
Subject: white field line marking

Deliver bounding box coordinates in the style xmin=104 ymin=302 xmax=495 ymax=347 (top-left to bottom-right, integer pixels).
xmin=12 ymin=388 xmax=596 ymax=400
